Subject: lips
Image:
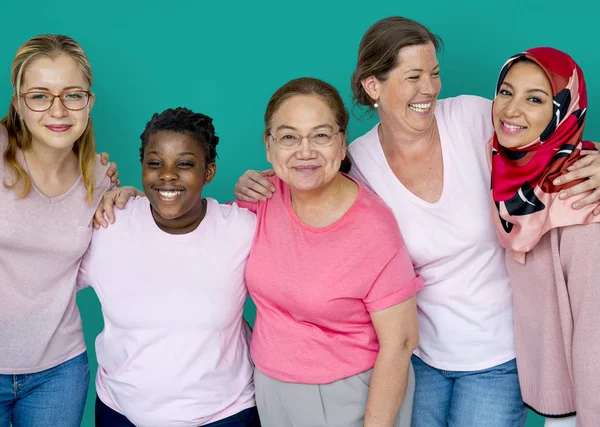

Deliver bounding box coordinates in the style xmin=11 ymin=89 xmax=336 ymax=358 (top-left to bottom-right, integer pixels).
xmin=500 ymin=120 xmax=527 ymax=134
xmin=292 ymin=165 xmax=320 ymax=172
xmin=408 ymin=101 xmax=433 ymax=114
xmin=45 ymin=125 xmax=72 ymax=132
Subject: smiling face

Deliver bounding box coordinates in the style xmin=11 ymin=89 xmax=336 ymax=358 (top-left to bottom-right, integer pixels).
xmin=13 ymin=54 xmax=94 ymax=153
xmin=493 ymin=60 xmax=554 ymax=149
xmin=142 ymin=130 xmax=216 ymax=234
xmin=265 ymin=95 xmax=346 ymax=192
xmin=365 ymin=42 xmax=441 ymax=135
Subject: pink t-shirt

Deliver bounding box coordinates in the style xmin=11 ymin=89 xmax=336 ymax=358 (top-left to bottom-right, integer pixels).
xmin=77 ymin=197 xmax=257 ymax=427
xmin=238 ymin=175 xmax=422 ymax=384
xmin=0 ymin=124 xmax=111 ymax=374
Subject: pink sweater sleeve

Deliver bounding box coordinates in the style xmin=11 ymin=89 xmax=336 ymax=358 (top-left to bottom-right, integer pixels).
xmin=559 ymin=224 xmax=600 ymax=424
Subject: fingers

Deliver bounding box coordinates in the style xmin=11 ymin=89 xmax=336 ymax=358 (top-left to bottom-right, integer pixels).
xmin=107 ymin=162 xmax=119 ymax=183
xmin=248 ymin=170 xmax=275 ymax=193
xmin=115 ymin=188 xmax=135 ymax=209
xmin=100 ymin=152 xmax=110 ymax=165
xmin=93 ymin=206 xmax=109 ymax=229
xmin=566 ymin=154 xmax=596 ymax=172
xmin=570 ymin=190 xmax=600 ymax=210
xmin=235 ymin=187 xmax=270 ymax=202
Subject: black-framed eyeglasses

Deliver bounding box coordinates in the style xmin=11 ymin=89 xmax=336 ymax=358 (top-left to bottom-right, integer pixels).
xmin=20 ymin=90 xmax=92 ymax=112
xmin=268 ymin=129 xmax=344 ymax=149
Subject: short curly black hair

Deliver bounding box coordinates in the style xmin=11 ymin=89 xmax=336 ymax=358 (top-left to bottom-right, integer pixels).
xmin=139 ymin=107 xmax=219 ymax=164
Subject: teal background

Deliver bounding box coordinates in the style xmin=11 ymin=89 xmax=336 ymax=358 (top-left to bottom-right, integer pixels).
xmin=3 ymin=1 xmax=598 ymax=425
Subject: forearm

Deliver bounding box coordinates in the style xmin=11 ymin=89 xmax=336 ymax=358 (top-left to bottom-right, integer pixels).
xmin=364 ymin=347 xmax=412 ymax=427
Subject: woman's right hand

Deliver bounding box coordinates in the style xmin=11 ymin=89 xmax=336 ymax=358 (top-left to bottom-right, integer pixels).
xmin=93 ymin=186 xmax=144 ymax=229
xmin=234 ymin=169 xmax=276 ymax=202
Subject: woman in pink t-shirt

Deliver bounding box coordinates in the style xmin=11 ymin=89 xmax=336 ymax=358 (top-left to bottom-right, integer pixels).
xmin=0 ymin=35 xmax=117 ymax=427
xmin=490 ymin=47 xmax=600 ymax=427
xmin=237 ymin=78 xmax=422 ymax=427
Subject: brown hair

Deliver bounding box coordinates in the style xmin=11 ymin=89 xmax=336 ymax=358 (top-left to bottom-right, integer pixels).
xmin=263 ymin=77 xmax=351 ymax=173
xmin=351 ymin=16 xmax=442 ymax=109
xmin=1 ymin=34 xmax=97 ymax=202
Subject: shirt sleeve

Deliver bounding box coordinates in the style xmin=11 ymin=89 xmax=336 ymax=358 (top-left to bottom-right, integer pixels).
xmin=76 ymin=245 xmax=94 ymax=291
xmin=229 ymin=199 xmax=259 ymax=214
xmin=363 ymin=246 xmax=423 ymax=312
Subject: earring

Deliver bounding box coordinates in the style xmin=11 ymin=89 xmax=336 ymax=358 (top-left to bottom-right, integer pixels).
xmin=19 ymin=115 xmax=23 ymax=120
xmin=373 ymin=102 xmax=379 ymax=108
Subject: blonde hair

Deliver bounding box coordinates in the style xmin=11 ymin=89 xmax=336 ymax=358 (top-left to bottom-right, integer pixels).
xmin=1 ymin=34 xmax=97 ymax=202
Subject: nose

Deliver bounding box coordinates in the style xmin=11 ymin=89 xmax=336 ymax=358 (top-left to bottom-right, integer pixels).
xmin=503 ymin=97 xmax=522 ymax=118
xmin=48 ymin=96 xmax=68 ymax=118
xmin=420 ymin=75 xmax=436 ymax=95
xmin=158 ymin=165 xmax=179 ymax=182
xmin=295 ymin=136 xmax=318 ymax=159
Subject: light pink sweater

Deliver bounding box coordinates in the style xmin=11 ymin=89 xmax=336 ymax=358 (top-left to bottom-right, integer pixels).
xmin=506 ymin=224 xmax=600 ymax=425
xmin=0 ymin=125 xmax=111 ymax=374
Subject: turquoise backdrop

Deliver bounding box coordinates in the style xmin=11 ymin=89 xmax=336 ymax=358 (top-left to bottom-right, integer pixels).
xmin=2 ymin=1 xmax=599 ymax=425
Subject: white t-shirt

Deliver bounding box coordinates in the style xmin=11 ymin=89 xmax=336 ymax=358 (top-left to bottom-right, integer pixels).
xmin=77 ymin=197 xmax=257 ymax=427
xmin=348 ymin=95 xmax=515 ymax=371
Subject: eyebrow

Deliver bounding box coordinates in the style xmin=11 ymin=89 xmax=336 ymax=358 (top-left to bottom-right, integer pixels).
xmin=275 ymin=124 xmax=335 ymax=132
xmin=146 ymin=151 xmax=198 ymax=157
xmin=404 ymin=64 xmax=440 ymax=74
xmin=501 ymin=81 xmax=550 ymax=96
xmin=24 ymin=86 xmax=86 ymax=92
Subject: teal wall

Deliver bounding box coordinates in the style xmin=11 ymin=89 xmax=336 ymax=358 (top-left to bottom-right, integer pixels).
xmin=3 ymin=1 xmax=598 ymax=425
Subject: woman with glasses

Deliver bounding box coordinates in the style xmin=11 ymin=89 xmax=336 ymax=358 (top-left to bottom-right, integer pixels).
xmin=0 ymin=35 xmax=117 ymax=427
xmin=236 ymin=77 xmax=421 ymax=427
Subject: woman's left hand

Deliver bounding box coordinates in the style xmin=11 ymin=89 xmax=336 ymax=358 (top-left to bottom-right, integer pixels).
xmin=553 ymin=152 xmax=600 ymax=215
xmin=99 ymin=152 xmax=121 ymax=187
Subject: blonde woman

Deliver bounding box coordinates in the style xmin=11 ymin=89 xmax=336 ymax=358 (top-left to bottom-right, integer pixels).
xmin=0 ymin=35 xmax=117 ymax=427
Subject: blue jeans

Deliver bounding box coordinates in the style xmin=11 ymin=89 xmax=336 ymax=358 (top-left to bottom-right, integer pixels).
xmin=95 ymin=396 xmax=261 ymax=426
xmin=0 ymin=352 xmax=89 ymax=427
xmin=411 ymin=355 xmax=527 ymax=427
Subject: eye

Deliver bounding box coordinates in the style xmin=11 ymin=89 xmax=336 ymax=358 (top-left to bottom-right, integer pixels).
xmin=281 ymin=134 xmax=296 ymax=140
xmin=432 ymin=71 xmax=440 ymax=78
xmin=528 ymin=97 xmax=543 ymax=104
xmin=178 ymin=161 xmax=194 ymax=168
xmin=498 ymin=89 xmax=512 ymax=97
xmin=146 ymin=161 xmax=161 ymax=168
xmin=28 ymin=93 xmax=50 ymax=100
xmin=407 ymin=76 xmax=419 ymax=81
xmin=64 ymin=92 xmax=83 ymax=99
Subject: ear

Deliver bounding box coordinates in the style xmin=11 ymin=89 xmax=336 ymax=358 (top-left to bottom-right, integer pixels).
xmin=264 ymin=133 xmax=272 ymax=163
xmin=205 ymin=162 xmax=217 ymax=184
xmin=88 ymin=92 xmax=96 ymax=112
xmin=12 ymin=94 xmax=21 ymax=117
xmin=360 ymin=75 xmax=380 ymax=104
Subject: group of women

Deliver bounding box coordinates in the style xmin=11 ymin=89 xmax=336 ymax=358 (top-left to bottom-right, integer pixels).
xmin=1 ymin=14 xmax=598 ymax=427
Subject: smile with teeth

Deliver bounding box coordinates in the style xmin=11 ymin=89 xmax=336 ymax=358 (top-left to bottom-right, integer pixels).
xmin=408 ymin=102 xmax=432 ymax=113
xmin=157 ymin=190 xmax=183 ymax=200
xmin=501 ymin=120 xmax=526 ymax=130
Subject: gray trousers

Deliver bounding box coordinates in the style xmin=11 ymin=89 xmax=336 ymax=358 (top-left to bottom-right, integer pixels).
xmin=254 ymin=363 xmax=415 ymax=427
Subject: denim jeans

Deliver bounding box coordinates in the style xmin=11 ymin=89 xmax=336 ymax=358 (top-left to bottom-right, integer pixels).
xmin=95 ymin=396 xmax=261 ymax=427
xmin=411 ymin=355 xmax=527 ymax=427
xmin=0 ymin=352 xmax=89 ymax=427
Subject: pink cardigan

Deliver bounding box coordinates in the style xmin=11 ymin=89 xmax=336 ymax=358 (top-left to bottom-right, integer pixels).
xmin=505 ymin=224 xmax=600 ymax=425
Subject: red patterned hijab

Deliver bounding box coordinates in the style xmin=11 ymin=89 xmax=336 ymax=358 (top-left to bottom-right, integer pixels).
xmin=490 ymin=47 xmax=598 ymax=260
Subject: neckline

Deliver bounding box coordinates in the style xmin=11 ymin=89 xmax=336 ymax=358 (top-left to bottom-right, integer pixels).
xmin=145 ymin=196 xmax=213 ymax=237
xmin=18 ymin=148 xmax=83 ymax=203
xmin=370 ymin=115 xmax=451 ymax=208
xmin=282 ymin=174 xmax=362 ymax=233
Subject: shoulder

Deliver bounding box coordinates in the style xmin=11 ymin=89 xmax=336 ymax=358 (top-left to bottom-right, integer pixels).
xmin=436 ymin=95 xmax=494 ymax=142
xmin=92 ymin=154 xmax=111 ymax=192
xmin=206 ymin=198 xmax=257 ymax=237
xmin=92 ymin=196 xmax=149 ymax=239
xmin=352 ymin=182 xmax=403 ymax=247
xmin=348 ymin=123 xmax=379 ymax=155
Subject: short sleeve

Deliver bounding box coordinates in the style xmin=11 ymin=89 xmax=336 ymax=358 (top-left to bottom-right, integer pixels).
xmin=363 ymin=247 xmax=423 ymax=312
xmin=231 ymin=199 xmax=259 ymax=214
